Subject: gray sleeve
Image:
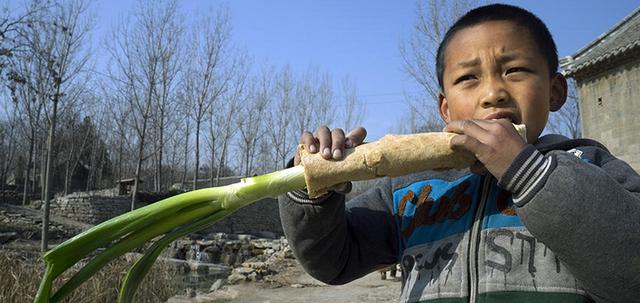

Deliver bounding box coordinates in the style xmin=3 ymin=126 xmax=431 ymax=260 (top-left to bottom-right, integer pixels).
xmin=278 ymin=177 xmax=399 ymax=285
xmin=499 ymin=145 xmax=640 ymax=302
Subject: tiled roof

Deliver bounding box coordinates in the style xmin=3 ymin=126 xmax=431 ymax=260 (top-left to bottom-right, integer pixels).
xmin=560 ymin=7 xmax=640 ymax=77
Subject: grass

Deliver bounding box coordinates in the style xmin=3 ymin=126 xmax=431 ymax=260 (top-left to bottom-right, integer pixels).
xmin=0 ymin=249 xmax=183 ymax=303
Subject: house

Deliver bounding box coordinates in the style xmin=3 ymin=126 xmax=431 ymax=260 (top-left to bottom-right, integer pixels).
xmin=560 ymin=7 xmax=640 ymax=171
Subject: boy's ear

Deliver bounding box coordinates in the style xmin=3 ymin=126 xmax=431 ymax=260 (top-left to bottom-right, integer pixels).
xmin=438 ymin=92 xmax=452 ymax=123
xmin=549 ymin=72 xmax=568 ymax=112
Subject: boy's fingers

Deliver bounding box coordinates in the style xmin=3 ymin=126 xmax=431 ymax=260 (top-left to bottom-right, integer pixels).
xmin=315 ymin=126 xmax=332 ymax=159
xmin=331 ymin=128 xmax=346 ymax=160
xmin=345 ymin=127 xmax=367 ymax=148
xmin=300 ymin=131 xmax=317 ymax=153
xmin=444 ymin=120 xmax=489 ymax=137
xmin=449 ymin=133 xmax=489 ymax=156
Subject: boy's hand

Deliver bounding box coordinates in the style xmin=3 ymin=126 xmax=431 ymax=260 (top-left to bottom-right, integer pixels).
xmin=294 ymin=126 xmax=367 ymax=194
xmin=444 ymin=119 xmax=526 ymax=179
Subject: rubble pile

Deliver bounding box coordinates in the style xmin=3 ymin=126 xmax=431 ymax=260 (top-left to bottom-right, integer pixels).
xmin=167 ymin=233 xmax=296 ymax=288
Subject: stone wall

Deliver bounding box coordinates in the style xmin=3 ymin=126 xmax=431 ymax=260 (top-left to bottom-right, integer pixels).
xmin=577 ymin=57 xmax=640 ymax=171
xmin=50 ymin=192 xmax=138 ymax=225
xmin=173 ymin=177 xmax=284 ymax=236
xmin=205 ymin=198 xmax=282 ymax=236
xmin=49 ymin=184 xmax=284 ymax=235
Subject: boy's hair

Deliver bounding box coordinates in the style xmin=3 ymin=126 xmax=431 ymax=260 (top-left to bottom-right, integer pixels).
xmin=436 ymin=4 xmax=558 ymax=90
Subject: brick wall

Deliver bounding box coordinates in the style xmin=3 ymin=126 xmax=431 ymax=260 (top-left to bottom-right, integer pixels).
xmin=577 ymin=57 xmax=640 ymax=171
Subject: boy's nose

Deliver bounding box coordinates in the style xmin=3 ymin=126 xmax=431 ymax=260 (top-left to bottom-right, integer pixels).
xmin=480 ymin=77 xmax=509 ymax=107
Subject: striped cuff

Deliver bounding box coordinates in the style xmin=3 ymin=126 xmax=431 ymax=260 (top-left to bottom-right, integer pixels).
xmin=498 ymin=145 xmax=557 ymax=207
xmin=286 ymin=189 xmax=335 ymax=205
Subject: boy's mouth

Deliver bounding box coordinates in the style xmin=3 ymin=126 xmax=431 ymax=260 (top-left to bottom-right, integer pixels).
xmin=483 ymin=112 xmax=520 ymax=124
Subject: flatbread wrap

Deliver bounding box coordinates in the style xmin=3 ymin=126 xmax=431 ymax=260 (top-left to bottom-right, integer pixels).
xmin=299 ymin=124 xmax=526 ymax=198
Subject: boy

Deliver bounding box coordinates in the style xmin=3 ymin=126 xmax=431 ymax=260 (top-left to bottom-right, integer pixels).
xmin=279 ymin=4 xmax=640 ymax=303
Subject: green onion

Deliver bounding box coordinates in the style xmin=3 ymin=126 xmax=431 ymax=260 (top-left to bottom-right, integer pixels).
xmin=34 ymin=165 xmax=306 ymax=303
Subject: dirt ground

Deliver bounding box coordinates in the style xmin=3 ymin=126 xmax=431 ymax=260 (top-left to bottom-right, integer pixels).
xmin=1 ymin=203 xmax=403 ymax=303
xmin=169 ymin=261 xmax=402 ymax=303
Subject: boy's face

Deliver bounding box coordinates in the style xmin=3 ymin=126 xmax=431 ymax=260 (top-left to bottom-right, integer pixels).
xmin=438 ymin=20 xmax=567 ymax=143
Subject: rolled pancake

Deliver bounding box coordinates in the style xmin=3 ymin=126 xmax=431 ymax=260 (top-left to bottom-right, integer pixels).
xmin=300 ymin=124 xmax=526 ymax=198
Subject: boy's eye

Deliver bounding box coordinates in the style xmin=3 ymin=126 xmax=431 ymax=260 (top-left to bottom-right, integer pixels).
xmin=506 ymin=67 xmax=529 ymax=74
xmin=454 ymin=74 xmax=476 ymax=84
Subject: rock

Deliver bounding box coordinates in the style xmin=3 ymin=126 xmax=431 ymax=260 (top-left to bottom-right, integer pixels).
xmin=232 ymin=267 xmax=255 ymax=275
xmin=209 ymin=278 xmax=225 ymax=292
xmin=186 ymin=287 xmax=196 ymax=298
xmin=197 ymin=239 xmax=216 ymax=246
xmin=291 ymin=283 xmax=304 ymax=288
xmin=236 ymin=234 xmax=254 ymax=241
xmin=227 ymin=273 xmax=247 ymax=284
xmin=247 ymin=271 xmax=259 ymax=282
xmin=242 ymin=261 xmax=267 ymax=270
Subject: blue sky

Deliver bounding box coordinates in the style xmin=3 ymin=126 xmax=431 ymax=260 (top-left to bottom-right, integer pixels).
xmin=93 ymin=0 xmax=640 ymax=140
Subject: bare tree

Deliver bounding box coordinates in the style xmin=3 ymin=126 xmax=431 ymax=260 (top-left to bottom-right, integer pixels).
xmin=0 ymin=1 xmax=44 ymax=78
xmin=291 ymin=66 xmax=334 ymax=136
xmin=8 ymin=53 xmax=46 ymax=204
xmin=238 ymin=69 xmax=272 ymax=176
xmin=339 ymin=75 xmax=366 ymax=132
xmin=20 ymin=0 xmax=93 ymax=251
xmin=84 ymin=101 xmax=110 ymax=191
xmin=106 ymin=0 xmax=181 ymax=209
xmin=393 ymin=107 xmax=444 ymax=134
xmin=210 ymin=53 xmax=250 ymax=185
xmin=150 ymin=8 xmax=183 ymax=192
xmin=104 ymin=92 xmax=133 ymax=184
xmin=312 ymin=70 xmax=334 ymax=129
xmin=547 ymin=79 xmax=581 ymax=138
xmin=264 ymin=65 xmax=294 ymax=170
xmin=0 ymin=104 xmax=19 ymax=193
xmin=184 ymin=8 xmax=233 ymax=190
xmin=400 ymin=0 xmax=480 ymax=128
xmin=60 ymin=109 xmax=92 ymax=195
xmin=177 ymin=96 xmax=190 ymax=188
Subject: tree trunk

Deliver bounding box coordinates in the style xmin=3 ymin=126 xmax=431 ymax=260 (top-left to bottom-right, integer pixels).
xmin=118 ymin=131 xmax=124 ymax=181
xmin=22 ymin=128 xmax=35 ymax=205
xmin=193 ymin=120 xmax=201 ymax=191
xmin=0 ymin=120 xmax=17 ymax=193
xmin=32 ymin=134 xmax=38 ymax=194
xmin=40 ymin=140 xmax=46 ymax=201
xmin=244 ymin=142 xmax=250 ymax=177
xmin=157 ymin=116 xmax=164 ymax=191
xmin=131 ymin=127 xmax=146 ymax=211
xmin=209 ymin=137 xmax=215 ymax=187
xmin=169 ymin=139 xmax=177 ymax=190
xmin=153 ymin=142 xmax=159 ymax=192
xmin=215 ymin=137 xmax=228 ymax=186
xmin=181 ymin=119 xmax=189 ymax=188
xmin=41 ymin=97 xmax=59 ymax=252
xmin=64 ymin=159 xmax=71 ymax=195
xmin=86 ymin=135 xmax=99 ymax=191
